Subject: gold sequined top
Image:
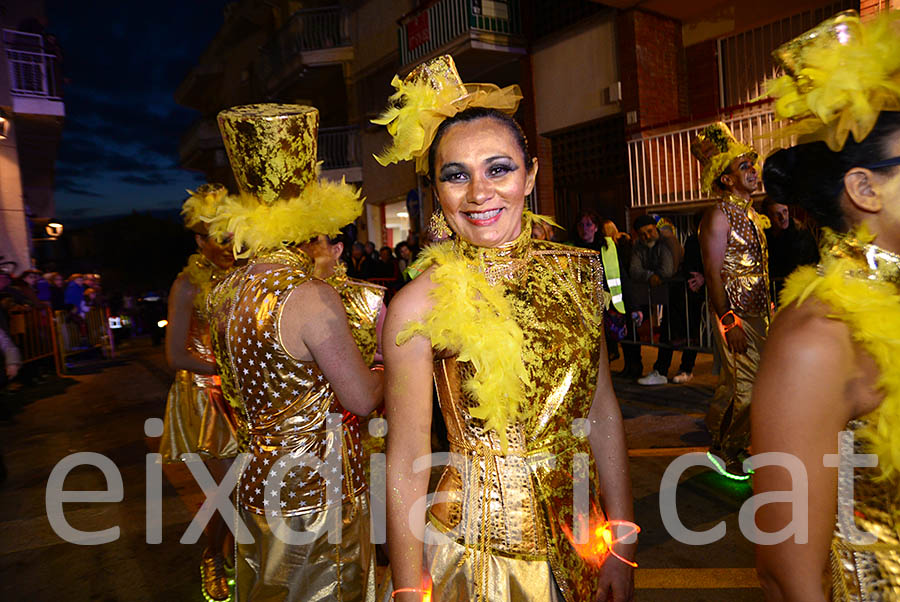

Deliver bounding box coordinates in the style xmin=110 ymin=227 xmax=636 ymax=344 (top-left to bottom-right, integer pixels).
xmin=211 ymin=249 xmax=367 ymax=516
xmin=831 ymin=419 xmax=900 ymax=601
xmin=718 ymin=193 xmax=770 ymax=316
xmin=326 ymin=265 xmax=385 ymax=367
xmin=428 ymin=229 xmax=609 ymax=602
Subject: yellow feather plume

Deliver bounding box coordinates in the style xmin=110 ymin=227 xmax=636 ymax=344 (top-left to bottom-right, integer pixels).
xmin=372 ymin=74 xmax=522 ymax=174
xmin=206 ymin=176 xmax=363 ymax=259
xmin=181 ymin=184 xmax=227 ymax=233
xmin=766 ymin=10 xmax=900 ymax=151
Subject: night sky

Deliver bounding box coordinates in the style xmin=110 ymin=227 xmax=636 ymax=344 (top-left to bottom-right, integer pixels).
xmin=45 ymin=1 xmax=230 ymax=224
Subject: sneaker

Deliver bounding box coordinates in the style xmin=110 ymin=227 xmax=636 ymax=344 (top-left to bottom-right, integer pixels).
xmin=706 ymin=450 xmax=752 ymax=481
xmin=637 ymin=370 xmax=668 ymax=386
xmin=672 ymin=372 xmax=693 ymax=384
xmin=201 ymin=548 xmax=232 ymax=602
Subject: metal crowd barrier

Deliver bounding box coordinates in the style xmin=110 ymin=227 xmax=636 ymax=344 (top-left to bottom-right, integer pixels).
xmin=6 ymin=306 xmax=60 ymax=371
xmin=52 ymin=307 xmax=114 ymax=374
xmin=624 ymin=276 xmax=786 ymax=354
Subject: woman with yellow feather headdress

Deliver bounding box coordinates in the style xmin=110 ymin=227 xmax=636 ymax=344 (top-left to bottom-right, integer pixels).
xmin=160 ymin=183 xmax=240 ymax=602
xmin=376 ymin=56 xmax=637 ymax=602
xmin=750 ymin=10 xmax=900 ymax=601
xmin=202 ymin=103 xmax=383 ymax=602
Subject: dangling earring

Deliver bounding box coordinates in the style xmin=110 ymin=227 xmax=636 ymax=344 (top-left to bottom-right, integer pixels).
xmin=429 ymin=208 xmax=453 ymax=240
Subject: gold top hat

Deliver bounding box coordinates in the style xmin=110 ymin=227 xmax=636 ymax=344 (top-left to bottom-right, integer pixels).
xmin=690 ymin=122 xmax=757 ymax=195
xmin=217 ymin=104 xmax=319 ymax=205
xmin=765 ymin=10 xmax=900 ymax=151
xmin=207 ymin=103 xmax=363 ymax=258
xmin=181 ymin=183 xmax=227 ymax=235
xmin=373 ymin=54 xmax=522 ymax=174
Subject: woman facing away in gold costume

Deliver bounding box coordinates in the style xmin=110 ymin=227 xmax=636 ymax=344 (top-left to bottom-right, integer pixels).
xmin=204 ymin=103 xmax=383 ymax=602
xmin=378 ymin=56 xmax=636 ymax=602
xmin=160 ymin=184 xmax=240 ymax=602
xmin=751 ymin=11 xmax=900 ymax=602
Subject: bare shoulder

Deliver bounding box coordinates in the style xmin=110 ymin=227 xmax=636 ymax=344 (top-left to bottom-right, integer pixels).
xmin=284 ymin=277 xmax=342 ymax=316
xmin=756 ymin=299 xmax=856 ymax=417
xmin=767 ymin=299 xmax=853 ymax=364
xmin=700 ymin=204 xmax=727 ymax=231
xmin=386 ymin=266 xmax=436 ymax=325
xmin=170 ymin=273 xmax=196 ymax=301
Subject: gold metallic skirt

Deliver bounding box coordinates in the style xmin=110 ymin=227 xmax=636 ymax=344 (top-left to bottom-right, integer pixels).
xmin=237 ymin=497 xmax=375 ymax=602
xmin=159 ymin=370 xmax=238 ymax=461
xmin=424 ymin=524 xmax=563 ymax=601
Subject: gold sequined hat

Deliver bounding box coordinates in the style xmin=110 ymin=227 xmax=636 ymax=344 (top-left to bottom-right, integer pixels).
xmin=372 ymin=54 xmax=523 ymax=174
xmin=690 ymin=122 xmax=758 ymax=195
xmin=765 ymin=10 xmax=900 ymax=151
xmin=207 ymin=104 xmax=363 ymax=258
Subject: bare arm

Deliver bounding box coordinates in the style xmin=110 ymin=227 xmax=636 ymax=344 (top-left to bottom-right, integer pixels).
xmin=589 ymin=336 xmax=636 ymax=601
xmin=384 ymin=275 xmax=435 ymax=601
xmin=752 ymin=303 xmax=856 ymax=602
xmin=281 ymin=279 xmax=383 ymax=416
xmin=165 ymin=275 xmax=217 ymax=375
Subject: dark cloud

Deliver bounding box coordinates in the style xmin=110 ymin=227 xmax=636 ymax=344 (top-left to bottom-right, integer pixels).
xmin=119 ymin=173 xmax=170 ymax=186
xmin=46 ymin=0 xmax=228 ymax=218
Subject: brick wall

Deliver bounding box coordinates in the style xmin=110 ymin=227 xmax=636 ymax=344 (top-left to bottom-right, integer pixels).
xmin=685 ymin=40 xmax=719 ymax=119
xmin=617 ymin=9 xmax=687 ymax=131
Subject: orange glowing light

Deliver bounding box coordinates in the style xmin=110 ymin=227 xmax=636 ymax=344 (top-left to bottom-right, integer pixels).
xmin=560 ymin=509 xmax=640 ymax=569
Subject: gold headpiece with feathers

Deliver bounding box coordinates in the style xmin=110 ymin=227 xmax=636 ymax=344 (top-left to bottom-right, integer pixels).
xmin=181 ymin=183 xmax=227 ymax=235
xmin=372 ymin=55 xmax=523 ymax=174
xmin=765 ymin=10 xmax=900 ymax=151
xmin=204 ymin=104 xmax=363 ymax=258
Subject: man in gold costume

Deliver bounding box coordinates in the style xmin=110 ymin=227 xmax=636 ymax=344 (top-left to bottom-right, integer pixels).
xmin=692 ymin=123 xmax=770 ymax=479
xmin=203 ymin=103 xmax=383 ymax=602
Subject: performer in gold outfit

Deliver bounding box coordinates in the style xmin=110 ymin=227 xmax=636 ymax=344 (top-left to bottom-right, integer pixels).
xmin=160 ymin=183 xmax=239 ymax=602
xmin=751 ymin=11 xmax=900 ymax=601
xmin=692 ymin=122 xmax=770 ymax=479
xmin=376 ymin=56 xmax=637 ymax=602
xmin=204 ymin=104 xmax=384 ymax=602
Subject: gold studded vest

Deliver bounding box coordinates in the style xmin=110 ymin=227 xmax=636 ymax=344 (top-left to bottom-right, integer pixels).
xmin=718 ymin=194 xmax=770 ymax=317
xmin=428 ymin=232 xmax=609 ymax=602
xmin=220 ymin=250 xmax=366 ymax=516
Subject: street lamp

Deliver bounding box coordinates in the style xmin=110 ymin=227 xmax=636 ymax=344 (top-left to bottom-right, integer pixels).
xmin=0 ymin=109 xmax=9 ymax=140
xmin=45 ymin=222 xmax=63 ymax=238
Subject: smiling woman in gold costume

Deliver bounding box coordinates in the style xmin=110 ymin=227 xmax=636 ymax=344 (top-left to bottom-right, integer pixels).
xmin=750 ymin=11 xmax=900 ymax=601
xmin=377 ymin=56 xmax=637 ymax=602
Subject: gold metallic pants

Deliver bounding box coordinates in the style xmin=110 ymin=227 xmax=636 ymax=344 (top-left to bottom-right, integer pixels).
xmin=236 ymin=497 xmax=374 ymax=602
xmin=423 ymin=524 xmax=563 ymax=602
xmin=705 ymin=313 xmax=768 ymax=460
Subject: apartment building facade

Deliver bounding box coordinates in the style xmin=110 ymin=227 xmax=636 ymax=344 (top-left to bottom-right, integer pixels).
xmin=176 ymin=0 xmax=896 ymax=247
xmin=0 ymin=0 xmax=64 ymax=274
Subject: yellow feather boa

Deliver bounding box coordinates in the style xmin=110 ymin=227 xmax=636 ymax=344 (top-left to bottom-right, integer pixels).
xmin=780 ymin=227 xmax=900 ymax=482
xmin=766 ymin=10 xmax=900 ymax=151
xmin=396 ymin=217 xmax=556 ymax=451
xmin=205 ymin=176 xmax=363 ymax=259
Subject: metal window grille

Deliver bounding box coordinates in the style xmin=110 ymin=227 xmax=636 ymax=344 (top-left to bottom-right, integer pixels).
xmin=717 ymin=0 xmax=858 ymax=108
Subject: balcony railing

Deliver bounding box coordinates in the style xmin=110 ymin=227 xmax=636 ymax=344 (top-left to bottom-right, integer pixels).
xmin=318 ymin=126 xmax=360 ymax=170
xmin=3 ymin=29 xmax=61 ymax=100
xmin=626 ymin=106 xmax=783 ymax=208
xmin=257 ymin=7 xmax=350 ymax=85
xmin=398 ymin=0 xmax=522 ymax=67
